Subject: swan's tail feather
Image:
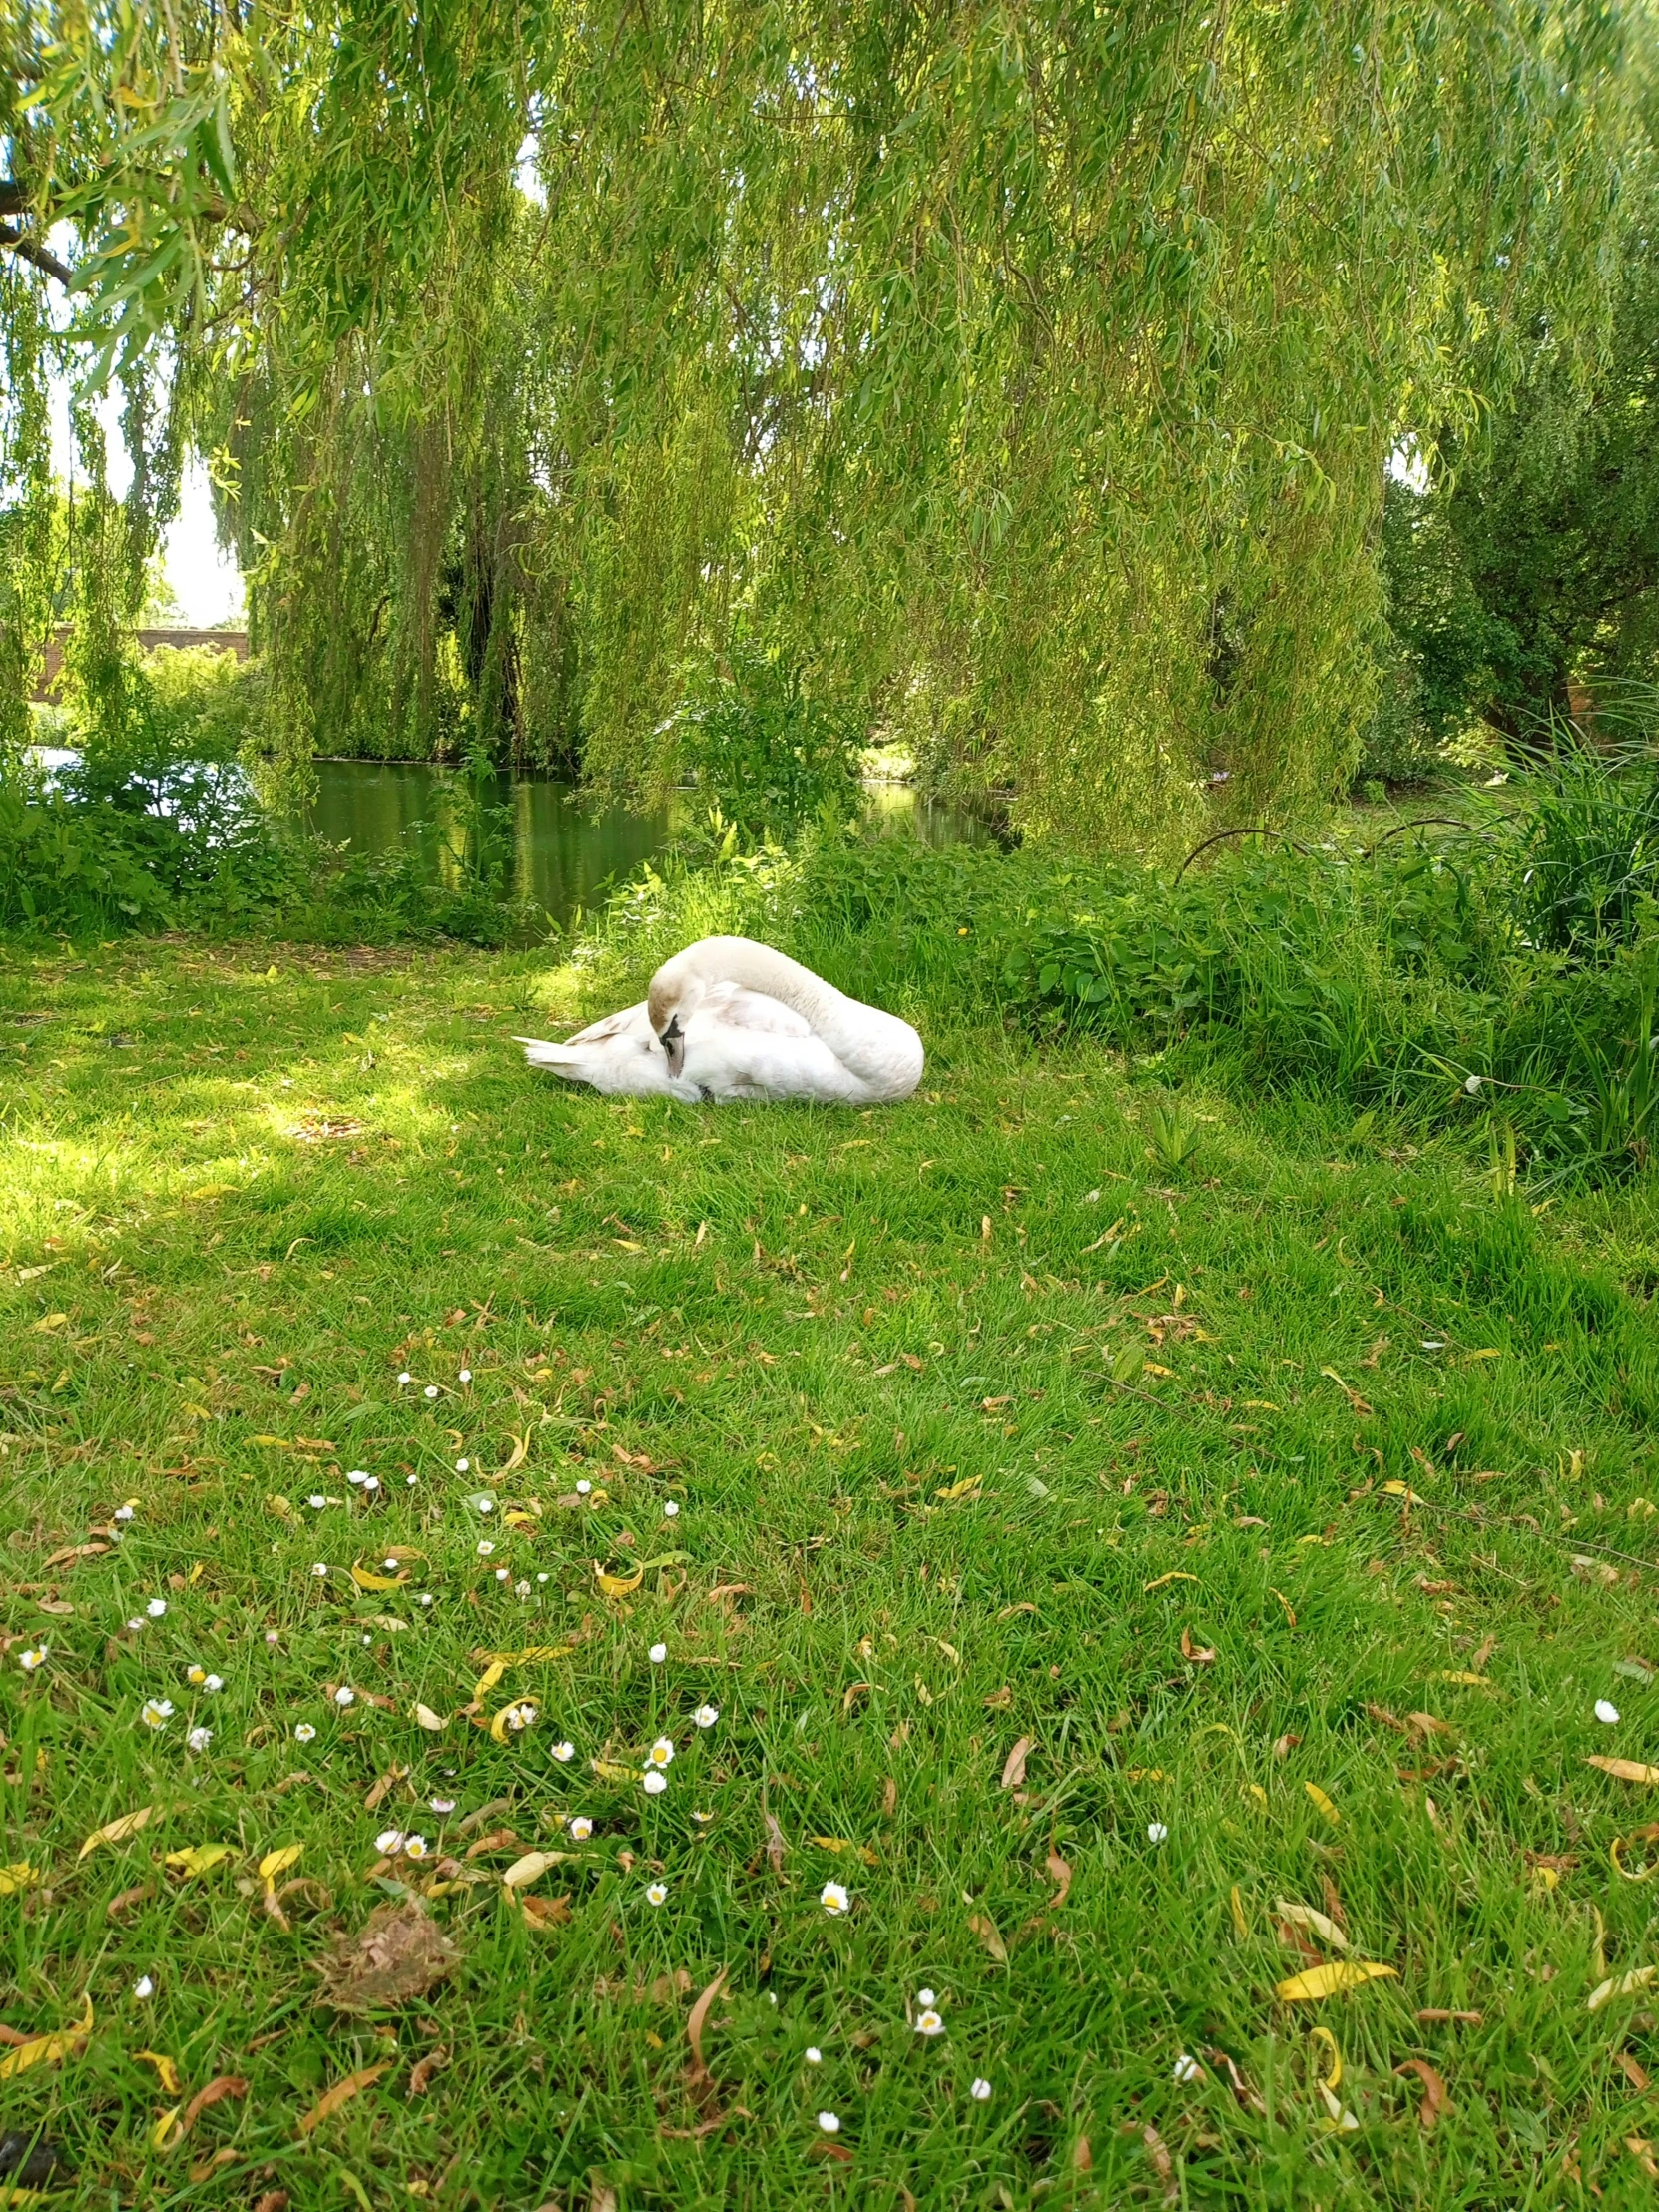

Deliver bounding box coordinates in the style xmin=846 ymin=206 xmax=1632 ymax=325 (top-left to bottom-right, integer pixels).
xmin=515 ymin=1035 xmax=592 ymax=1079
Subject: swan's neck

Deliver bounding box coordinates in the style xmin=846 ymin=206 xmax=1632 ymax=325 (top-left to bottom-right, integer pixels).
xmin=660 ymin=937 xmax=897 ymax=1085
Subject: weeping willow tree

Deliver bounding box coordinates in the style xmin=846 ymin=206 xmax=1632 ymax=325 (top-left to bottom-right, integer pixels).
xmin=3 ymin=1 xmax=1653 ymax=850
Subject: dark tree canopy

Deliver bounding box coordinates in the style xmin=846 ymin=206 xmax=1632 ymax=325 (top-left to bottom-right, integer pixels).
xmin=3 ymin=2 xmax=1654 ymax=846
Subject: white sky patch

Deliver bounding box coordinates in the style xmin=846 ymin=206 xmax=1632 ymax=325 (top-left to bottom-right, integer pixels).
xmin=1387 ymin=436 xmax=1430 ymax=494
xmin=48 ymin=368 xmax=244 ymax=625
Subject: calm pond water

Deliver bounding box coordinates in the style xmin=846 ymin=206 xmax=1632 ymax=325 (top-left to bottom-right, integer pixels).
xmin=302 ymin=760 xmax=995 ymax=930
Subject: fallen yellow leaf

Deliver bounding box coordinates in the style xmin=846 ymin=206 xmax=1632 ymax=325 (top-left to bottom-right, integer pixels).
xmin=411 ymin=1702 xmax=447 ymax=1732
xmin=1276 ymin=1899 xmax=1350 ymax=1950
xmin=812 ymin=1837 xmax=879 ymax=1866
xmin=0 ymin=1861 xmax=38 ymax=1897
xmin=165 ymin=1844 xmax=233 ymax=1878
xmin=594 ymin=1562 xmax=645 ymax=1600
xmin=1588 ymin=1757 xmax=1659 ymax=1786
xmin=136 ymin=2050 xmax=182 ymax=2093
xmin=1230 ymin=1885 xmax=1248 ymax=1938
xmin=1143 ymin=1572 xmax=1200 ymax=1592
xmin=502 ymin=1851 xmax=560 ymax=1889
xmin=500 ymin=1431 xmax=531 ymax=1475
xmin=150 ymin=2104 xmax=182 ymax=2152
xmin=258 ymin=1845 xmax=302 ymax=1887
xmin=1588 ymin=1965 xmax=1658 ymax=2011
xmin=1275 ymin=1961 xmax=1396 ymax=2001
xmin=591 ymin=1758 xmax=636 ymax=1783
xmin=477 ymin=1644 xmax=579 ymax=1665
xmin=350 ymin=1563 xmax=409 ymax=1592
xmin=1381 ymin=1480 xmax=1427 ymax=1505
xmin=934 ymin=1475 xmax=982 ymax=1501
xmin=1305 ymin=1783 xmax=1340 ymax=1824
xmin=1438 ymin=1671 xmax=1493 ymax=1687
xmin=0 ymin=1994 xmax=93 ymax=2079
xmin=296 ymin=2062 xmax=389 ymax=2136
xmin=78 ymin=1806 xmax=153 ymax=1861
xmin=472 ymin=1660 xmax=506 ymax=1702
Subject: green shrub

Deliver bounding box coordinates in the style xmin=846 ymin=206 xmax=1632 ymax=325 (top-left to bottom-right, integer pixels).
xmin=672 ymin=641 xmax=860 ymax=832
xmin=138 ymin=644 xmax=264 ymax=761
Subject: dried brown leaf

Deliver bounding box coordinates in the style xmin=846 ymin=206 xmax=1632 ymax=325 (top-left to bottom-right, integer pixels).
xmin=686 ymin=1967 xmax=728 ymax=2093
xmin=968 ymin=1912 xmax=1008 ymax=1963
xmin=408 ymin=2045 xmax=450 ymax=2097
xmin=1001 ymin=1736 xmax=1034 ymax=1790
xmin=1394 ymin=2058 xmax=1449 ymax=2128
xmin=314 ymin=1901 xmax=460 ymax=2014
xmin=1045 ymin=1846 xmax=1073 ymax=1911
xmin=764 ymin=1812 xmax=787 ymax=1873
xmin=178 ymin=2076 xmax=248 ymax=2138
xmin=1143 ymin=2121 xmax=1178 ymax=2202
xmin=296 ymin=2063 xmax=388 ymax=2136
xmin=1617 ymin=2051 xmax=1652 ymax=2092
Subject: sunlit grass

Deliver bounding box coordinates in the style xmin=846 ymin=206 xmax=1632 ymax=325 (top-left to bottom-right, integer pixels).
xmin=2 ymin=936 xmax=1659 ymax=2207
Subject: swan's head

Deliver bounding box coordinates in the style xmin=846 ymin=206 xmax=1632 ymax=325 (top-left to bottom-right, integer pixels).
xmin=648 ymin=968 xmax=707 ymax=1080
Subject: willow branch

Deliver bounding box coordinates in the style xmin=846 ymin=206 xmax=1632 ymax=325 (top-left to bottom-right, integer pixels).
xmin=0 ymin=224 xmax=73 ymax=284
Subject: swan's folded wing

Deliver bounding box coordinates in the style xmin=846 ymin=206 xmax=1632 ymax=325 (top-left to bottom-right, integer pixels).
xmin=707 ymin=985 xmax=813 ymax=1037
xmin=565 ymin=1002 xmax=653 ymax=1046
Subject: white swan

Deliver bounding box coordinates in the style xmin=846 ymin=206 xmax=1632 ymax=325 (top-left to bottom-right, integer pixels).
xmin=516 ymin=935 xmax=924 ymax=1104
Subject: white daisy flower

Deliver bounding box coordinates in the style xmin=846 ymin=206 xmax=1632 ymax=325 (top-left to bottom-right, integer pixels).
xmin=265 ymin=1630 xmax=280 ymax=1645
xmin=505 ymin=1701 xmax=537 ymax=1732
xmin=648 ymin=1736 xmax=675 ymax=1767
xmin=311 ymin=1563 xmax=328 ymax=1578
xmin=115 ymin=1504 xmax=135 ymax=1521
xmin=646 ymin=1881 xmax=668 ymax=1906
xmin=186 ymin=1726 xmax=212 ymax=1753
xmin=187 ymin=1664 xmax=207 ymax=1685
xmin=914 ymin=2008 xmax=944 ymax=2036
xmin=126 ymin=1618 xmax=146 ymax=1632
xmin=515 ymin=1579 xmax=532 ymax=1598
xmin=569 ymin=1816 xmax=593 ymax=1841
xmin=424 ymin=1384 xmax=439 ymax=1399
xmin=362 ymin=1477 xmax=380 ymax=1493
xmin=694 ymin=1703 xmax=719 ymax=1728
xmin=419 ymin=1593 xmax=434 ymax=1607
xmin=141 ymin=1698 xmax=174 ymax=1728
xmin=692 ymin=1810 xmax=714 ymax=1825
xmin=476 ymin=1498 xmax=494 ymax=1514
xmin=970 ymin=2078 xmax=992 ymax=2102
xmin=576 ymin=1479 xmax=592 ymax=1496
xmin=649 ymin=1642 xmax=667 ymax=1664
xmin=663 ymin=1500 xmax=680 ymax=1518
xmin=404 ymin=1835 xmax=429 ymax=1860
xmin=495 ymin=1567 xmax=510 ymax=1582
xmin=18 ymin=1646 xmax=46 ymax=1672
xmin=397 ymin=1372 xmax=412 ymax=1385
xmin=375 ymin=1828 xmax=406 ymax=1854
xmin=1596 ymin=1700 xmax=1620 ymax=1724
xmin=917 ymin=1989 xmax=936 ymax=2006
xmin=347 ymin=1470 xmax=368 ymax=1486
xmin=204 ymin=1673 xmax=224 ymax=1692
xmin=537 ymin=1572 xmax=551 ymax=1583
xmin=147 ymin=1598 xmax=167 ymax=1618
xmin=294 ymin=1722 xmax=317 ymax=1742
xmin=430 ymin=1797 xmax=456 ymax=1814
xmin=309 ymin=1494 xmax=326 ymax=1509
xmin=477 ymin=1540 xmax=496 ymax=1557
xmin=406 ymin=1474 xmax=419 ymax=1487
xmin=334 ymin=1685 xmax=356 ymax=1707
xmin=456 ymin=1458 xmax=469 ymax=1473
xmin=552 ymin=1741 xmax=575 ymax=1763
xmin=1147 ymin=1821 xmax=1168 ymax=1844
xmin=806 ymin=2046 xmax=823 ymax=2064
xmin=821 ymin=1881 xmax=849 ymax=1916
xmin=1173 ymin=2053 xmax=1202 ymax=2083
xmin=817 ymin=2112 xmax=840 ymax=2134
xmin=133 ymin=1975 xmax=155 ymax=1999
xmin=458 ymin=1370 xmax=472 ymax=1383
xmin=643 ymin=1769 xmax=668 ymax=1796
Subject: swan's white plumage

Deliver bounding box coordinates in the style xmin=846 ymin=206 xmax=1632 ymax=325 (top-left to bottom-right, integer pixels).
xmin=517 ymin=938 xmax=923 ymax=1104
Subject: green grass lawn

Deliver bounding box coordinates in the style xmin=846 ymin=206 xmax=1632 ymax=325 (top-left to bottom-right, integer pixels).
xmin=4 ymin=934 xmax=1659 ymax=2210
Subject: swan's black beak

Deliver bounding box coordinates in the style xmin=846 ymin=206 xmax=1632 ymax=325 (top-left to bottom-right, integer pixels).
xmin=658 ymin=1013 xmax=685 ymax=1079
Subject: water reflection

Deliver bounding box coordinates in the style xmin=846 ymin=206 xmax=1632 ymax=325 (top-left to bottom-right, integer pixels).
xmin=303 ymin=763 xmax=993 ymax=930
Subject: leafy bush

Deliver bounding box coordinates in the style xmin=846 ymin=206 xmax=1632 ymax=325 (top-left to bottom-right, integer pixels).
xmin=138 ymin=644 xmax=264 ymax=761
xmin=673 ymin=642 xmax=860 ymax=833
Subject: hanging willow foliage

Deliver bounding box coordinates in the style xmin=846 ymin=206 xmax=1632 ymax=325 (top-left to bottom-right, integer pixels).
xmin=3 ymin=1 xmax=1652 ymax=849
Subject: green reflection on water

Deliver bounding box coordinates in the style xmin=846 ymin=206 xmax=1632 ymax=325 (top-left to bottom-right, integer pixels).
xmin=303 ymin=763 xmax=991 ymax=930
